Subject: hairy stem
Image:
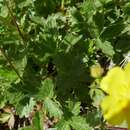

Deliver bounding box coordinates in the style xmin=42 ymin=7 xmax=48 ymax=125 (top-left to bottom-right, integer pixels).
xmin=0 ymin=47 xmax=23 ymax=82
xmin=5 ymin=0 xmax=27 ymax=46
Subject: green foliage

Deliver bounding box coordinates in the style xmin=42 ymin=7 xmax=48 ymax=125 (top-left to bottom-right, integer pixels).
xmin=32 ymin=111 xmax=43 ymax=130
xmin=70 ymin=116 xmax=92 ymax=130
xmin=0 ymin=0 xmax=129 ymax=129
xmin=96 ymin=38 xmax=115 ymax=57
xmin=44 ymin=98 xmax=63 ymax=119
xmin=20 ymin=98 xmax=36 ymax=118
xmin=37 ymin=78 xmax=54 ymax=100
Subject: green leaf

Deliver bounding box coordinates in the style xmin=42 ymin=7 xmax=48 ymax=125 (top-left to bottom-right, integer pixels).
xmin=0 ymin=67 xmax=17 ymax=81
xmin=70 ymin=116 xmax=92 ymax=130
xmin=44 ymin=98 xmax=63 ymax=118
xmin=20 ymin=98 xmax=36 ymax=118
xmin=124 ymin=2 xmax=130 ymax=15
xmin=64 ymin=33 xmax=82 ymax=46
xmin=1 ymin=1 xmax=129 ymax=130
xmin=66 ymin=100 xmax=81 ymax=116
xmin=0 ymin=96 xmax=6 ymax=109
xmin=96 ymin=38 xmax=115 ymax=57
xmin=101 ymin=20 xmax=125 ymax=40
xmin=114 ymin=35 xmax=130 ymax=52
xmin=93 ymin=11 xmax=104 ymax=34
xmin=0 ymin=5 xmax=8 ymax=18
xmin=55 ymin=120 xmax=71 ymax=130
xmin=32 ymin=111 xmax=43 ymax=130
xmin=6 ymin=92 xmax=25 ymax=115
xmin=37 ymin=78 xmax=54 ymax=99
xmin=99 ymin=0 xmax=112 ymax=4
xmin=0 ymin=112 xmax=11 ymax=123
xmin=90 ymin=88 xmax=105 ymax=107
xmin=18 ymin=0 xmax=32 ymax=8
xmin=86 ymin=109 xmax=102 ymax=127
xmin=14 ymin=56 xmax=27 ymax=77
xmin=81 ymin=0 xmax=96 ymax=16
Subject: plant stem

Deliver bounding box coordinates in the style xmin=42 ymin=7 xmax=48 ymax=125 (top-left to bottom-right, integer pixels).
xmin=0 ymin=47 xmax=23 ymax=82
xmin=5 ymin=0 xmax=27 ymax=46
xmin=61 ymin=0 xmax=65 ymax=9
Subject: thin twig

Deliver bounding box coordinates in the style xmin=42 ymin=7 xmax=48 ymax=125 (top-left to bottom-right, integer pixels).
xmin=5 ymin=0 xmax=26 ymax=46
xmin=0 ymin=47 xmax=23 ymax=82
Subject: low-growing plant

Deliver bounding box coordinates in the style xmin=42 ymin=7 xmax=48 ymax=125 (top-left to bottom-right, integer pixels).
xmin=0 ymin=0 xmax=130 ymax=130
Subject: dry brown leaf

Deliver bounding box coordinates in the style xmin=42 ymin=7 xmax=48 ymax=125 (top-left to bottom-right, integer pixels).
xmin=8 ymin=114 xmax=15 ymax=130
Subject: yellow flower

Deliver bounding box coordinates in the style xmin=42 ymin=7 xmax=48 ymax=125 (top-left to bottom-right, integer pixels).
xmin=90 ymin=63 xmax=104 ymax=78
xmin=100 ymin=62 xmax=130 ymax=129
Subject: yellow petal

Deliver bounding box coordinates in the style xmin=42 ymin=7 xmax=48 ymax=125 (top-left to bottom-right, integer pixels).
xmin=101 ymin=96 xmax=127 ymax=125
xmin=100 ymin=67 xmax=127 ymax=95
xmin=124 ymin=62 xmax=130 ymax=86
